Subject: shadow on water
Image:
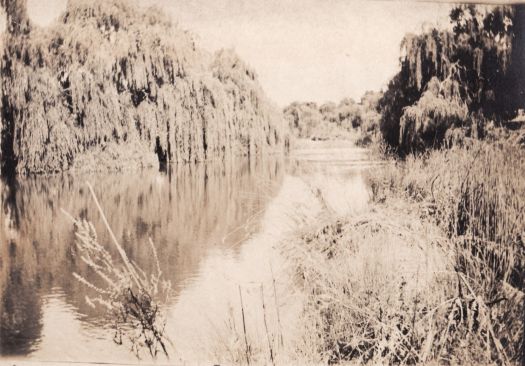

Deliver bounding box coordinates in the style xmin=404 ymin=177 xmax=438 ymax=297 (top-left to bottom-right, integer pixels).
xmin=0 ymin=157 xmax=284 ymax=360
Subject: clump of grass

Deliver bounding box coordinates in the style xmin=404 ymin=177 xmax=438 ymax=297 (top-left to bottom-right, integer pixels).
xmin=289 ymin=204 xmax=460 ymax=364
xmin=367 ymin=140 xmax=525 ymax=363
xmin=64 ymin=183 xmax=172 ymax=359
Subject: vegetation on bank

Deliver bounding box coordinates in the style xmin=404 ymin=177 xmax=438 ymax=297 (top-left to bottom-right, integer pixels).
xmin=66 ymin=183 xmax=173 ymax=359
xmin=287 ymin=4 xmax=525 ymax=365
xmin=2 ymin=0 xmax=521 ymax=363
xmin=284 ymin=5 xmax=525 ymax=152
xmin=290 ymin=140 xmax=524 ymax=364
xmin=283 ymin=91 xmax=381 ymax=143
xmin=372 ymin=142 xmax=524 ymax=364
xmin=0 ymin=0 xmax=288 ymax=174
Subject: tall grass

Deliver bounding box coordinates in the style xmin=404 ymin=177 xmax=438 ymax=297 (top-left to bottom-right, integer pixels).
xmin=367 ymin=141 xmax=525 ymax=363
xmin=289 ymin=203 xmax=456 ymax=364
xmin=288 ymin=140 xmax=523 ymax=364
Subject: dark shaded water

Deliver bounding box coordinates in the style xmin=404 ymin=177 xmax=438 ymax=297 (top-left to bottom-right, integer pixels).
xmin=0 ymin=142 xmax=376 ymax=363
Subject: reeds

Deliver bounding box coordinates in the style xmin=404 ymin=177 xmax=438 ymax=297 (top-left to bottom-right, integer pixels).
xmin=367 ymin=140 xmax=525 ymax=363
xmin=209 ymin=280 xmax=287 ymax=365
xmin=238 ymin=285 xmax=252 ymax=365
xmin=287 ymin=139 xmax=523 ymax=364
xmin=289 ymin=205 xmax=454 ymax=364
xmin=64 ymin=182 xmax=172 ymax=359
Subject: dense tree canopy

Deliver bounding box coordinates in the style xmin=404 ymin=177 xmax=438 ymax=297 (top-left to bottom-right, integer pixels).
xmin=0 ymin=0 xmax=288 ymax=174
xmin=379 ymin=4 xmax=525 ymax=152
xmin=0 ymin=0 xmax=30 ymax=35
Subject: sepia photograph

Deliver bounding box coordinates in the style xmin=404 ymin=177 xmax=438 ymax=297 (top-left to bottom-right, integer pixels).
xmin=0 ymin=0 xmax=524 ymax=364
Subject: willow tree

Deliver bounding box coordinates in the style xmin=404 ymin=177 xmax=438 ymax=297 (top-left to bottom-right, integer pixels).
xmin=378 ymin=62 xmax=421 ymax=148
xmin=283 ymin=97 xmax=367 ymax=139
xmin=0 ymin=0 xmax=28 ymax=171
xmin=379 ymin=4 xmax=525 ymax=151
xmin=449 ymin=5 xmax=519 ymax=117
xmin=0 ymin=0 xmax=288 ymax=174
xmin=401 ymin=5 xmax=519 ymax=116
xmin=399 ymin=77 xmax=468 ymax=150
xmin=283 ymin=102 xmax=323 ymax=138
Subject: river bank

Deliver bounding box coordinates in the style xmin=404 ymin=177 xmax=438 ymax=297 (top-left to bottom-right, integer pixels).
xmin=2 ymin=136 xmax=522 ymax=365
xmin=0 ymin=139 xmax=373 ymax=364
xmin=285 ymin=138 xmax=524 ymax=364
xmin=165 ymin=139 xmax=377 ymax=364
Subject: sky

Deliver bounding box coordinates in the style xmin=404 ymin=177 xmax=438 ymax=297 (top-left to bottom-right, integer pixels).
xmin=18 ymin=0 xmax=452 ymax=107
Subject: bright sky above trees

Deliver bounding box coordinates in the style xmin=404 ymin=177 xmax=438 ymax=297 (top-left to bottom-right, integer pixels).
xmin=14 ymin=0 xmax=451 ymax=106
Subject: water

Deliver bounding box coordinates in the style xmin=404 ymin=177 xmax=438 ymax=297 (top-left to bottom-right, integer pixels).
xmin=0 ymin=141 xmax=376 ymax=364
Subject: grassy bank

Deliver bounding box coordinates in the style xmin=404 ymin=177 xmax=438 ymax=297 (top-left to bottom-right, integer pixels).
xmin=288 ymin=140 xmax=524 ymax=364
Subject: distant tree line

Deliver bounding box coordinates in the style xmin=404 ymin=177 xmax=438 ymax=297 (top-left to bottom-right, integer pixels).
xmin=283 ymin=91 xmax=381 ymax=141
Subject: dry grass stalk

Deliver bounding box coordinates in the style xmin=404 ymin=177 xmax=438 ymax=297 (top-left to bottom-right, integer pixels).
xmin=238 ymin=285 xmax=251 ymax=365
xmin=64 ymin=182 xmax=172 ymax=359
xmin=260 ymin=284 xmax=275 ymax=365
xmin=270 ymin=263 xmax=285 ymax=349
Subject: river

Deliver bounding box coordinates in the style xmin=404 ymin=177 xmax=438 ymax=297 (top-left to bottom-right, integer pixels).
xmin=0 ymin=140 xmax=377 ymax=364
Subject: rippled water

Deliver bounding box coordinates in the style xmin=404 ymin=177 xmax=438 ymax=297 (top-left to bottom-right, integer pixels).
xmin=0 ymin=141 xmax=376 ymax=363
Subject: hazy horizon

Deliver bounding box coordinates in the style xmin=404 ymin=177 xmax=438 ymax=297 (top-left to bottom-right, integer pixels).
xmin=12 ymin=0 xmax=452 ymax=106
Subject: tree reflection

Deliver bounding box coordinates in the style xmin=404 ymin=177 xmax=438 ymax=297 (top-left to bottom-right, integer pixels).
xmin=0 ymin=157 xmax=283 ymax=357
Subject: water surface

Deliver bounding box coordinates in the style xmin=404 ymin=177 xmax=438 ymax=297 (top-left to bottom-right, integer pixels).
xmin=0 ymin=142 xmax=375 ymax=363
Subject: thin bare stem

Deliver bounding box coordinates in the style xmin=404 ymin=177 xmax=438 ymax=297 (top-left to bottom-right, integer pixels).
xmin=238 ymin=285 xmax=250 ymax=365
xmin=270 ymin=262 xmax=284 ymax=348
xmin=86 ymin=182 xmax=142 ymax=288
xmin=260 ymin=284 xmax=275 ymax=365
